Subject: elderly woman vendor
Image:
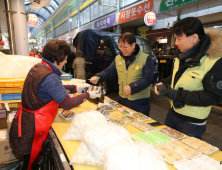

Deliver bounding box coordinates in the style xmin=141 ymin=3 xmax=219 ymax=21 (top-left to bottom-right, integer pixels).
xmin=10 ymin=40 xmax=100 ymax=170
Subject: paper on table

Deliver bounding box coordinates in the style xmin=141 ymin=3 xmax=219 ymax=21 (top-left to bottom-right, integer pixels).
xmin=0 ymin=129 xmax=8 ymax=139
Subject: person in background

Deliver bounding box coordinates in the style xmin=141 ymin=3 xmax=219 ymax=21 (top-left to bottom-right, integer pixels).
xmin=29 ymin=49 xmax=35 ymax=57
xmin=35 ymin=51 xmax=42 ymax=59
xmin=72 ymin=50 xmax=86 ymax=80
xmin=90 ymin=32 xmax=154 ymax=116
xmin=155 ymin=17 xmax=222 ymax=139
xmin=9 ymin=40 xmax=100 ymax=170
xmin=65 ymin=50 xmax=76 ymax=76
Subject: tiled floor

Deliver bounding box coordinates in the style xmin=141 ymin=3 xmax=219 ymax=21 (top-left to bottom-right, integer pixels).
xmin=107 ymin=89 xmax=222 ymax=150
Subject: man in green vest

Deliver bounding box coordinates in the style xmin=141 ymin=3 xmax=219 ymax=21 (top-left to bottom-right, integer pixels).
xmin=155 ymin=17 xmax=222 ymax=139
xmin=90 ymin=32 xmax=154 ymax=116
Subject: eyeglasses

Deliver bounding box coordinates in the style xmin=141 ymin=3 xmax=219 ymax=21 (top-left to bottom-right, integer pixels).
xmin=119 ymin=45 xmax=131 ymax=50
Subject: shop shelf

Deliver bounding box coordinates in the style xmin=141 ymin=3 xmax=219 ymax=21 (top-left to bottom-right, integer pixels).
xmin=60 ymin=73 xmax=73 ymax=79
xmin=1 ymin=94 xmax=22 ymax=101
xmin=0 ymin=78 xmax=25 ymax=88
xmin=0 ymin=88 xmax=23 ymax=94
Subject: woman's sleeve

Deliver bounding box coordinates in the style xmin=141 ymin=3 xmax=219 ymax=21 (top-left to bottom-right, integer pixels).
xmin=59 ymin=92 xmax=90 ymax=110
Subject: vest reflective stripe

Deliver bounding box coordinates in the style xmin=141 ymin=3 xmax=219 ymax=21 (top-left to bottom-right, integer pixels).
xmin=170 ymin=55 xmax=221 ymax=119
xmin=115 ymin=51 xmax=150 ymax=100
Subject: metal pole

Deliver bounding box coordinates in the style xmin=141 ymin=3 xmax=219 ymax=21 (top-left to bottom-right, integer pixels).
xmin=77 ymin=0 xmax=80 ymax=29
xmin=52 ymin=22 xmax=55 ymax=39
xmin=4 ymin=0 xmax=16 ymax=54
xmin=116 ymin=0 xmax=121 ymax=33
xmin=68 ymin=7 xmax=71 ymax=33
xmin=11 ymin=0 xmax=29 ymax=56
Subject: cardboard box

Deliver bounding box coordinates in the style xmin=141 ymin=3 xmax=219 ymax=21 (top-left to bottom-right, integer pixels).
xmin=0 ymin=138 xmax=23 ymax=164
xmin=0 ymin=117 xmax=7 ymax=130
xmin=7 ymin=120 xmax=12 ymax=136
xmin=0 ymin=110 xmax=6 ymax=118
xmin=7 ymin=113 xmax=16 ymax=135
xmin=0 ymin=104 xmax=5 ymax=110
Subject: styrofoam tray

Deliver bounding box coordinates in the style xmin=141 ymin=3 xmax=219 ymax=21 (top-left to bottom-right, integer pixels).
xmin=131 ymin=112 xmax=151 ymax=121
xmin=58 ymin=110 xmax=75 ymax=120
xmin=98 ymin=103 xmax=115 ymax=111
xmin=146 ymin=130 xmax=173 ymax=144
xmin=132 ymin=121 xmax=156 ymax=132
xmin=119 ymin=115 xmax=138 ymax=124
xmin=118 ymin=107 xmax=134 ymax=115
xmin=165 ymin=140 xmax=202 ymax=159
xmin=159 ymin=127 xmax=186 ymax=140
xmin=154 ymin=144 xmax=185 ymax=165
xmin=108 ymin=119 xmax=127 ymax=127
xmin=182 ymin=137 xmax=219 ymax=155
xmin=95 ymin=107 xmax=111 ymax=118
xmin=131 ymin=132 xmax=158 ymax=146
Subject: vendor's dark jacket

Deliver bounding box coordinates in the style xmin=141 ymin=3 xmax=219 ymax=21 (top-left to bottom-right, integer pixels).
xmin=161 ymin=29 xmax=222 ymax=123
xmin=9 ymin=64 xmax=55 ymax=155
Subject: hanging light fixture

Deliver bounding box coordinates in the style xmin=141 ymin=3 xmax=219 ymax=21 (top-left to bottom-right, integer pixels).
xmin=166 ymin=23 xmax=170 ymax=29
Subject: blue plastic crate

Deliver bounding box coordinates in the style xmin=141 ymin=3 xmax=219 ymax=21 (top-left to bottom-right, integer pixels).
xmin=1 ymin=93 xmax=22 ymax=100
xmin=60 ymin=73 xmax=73 ymax=79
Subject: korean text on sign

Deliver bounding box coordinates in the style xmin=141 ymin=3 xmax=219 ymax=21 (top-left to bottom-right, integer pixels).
xmin=118 ymin=0 xmax=154 ymax=24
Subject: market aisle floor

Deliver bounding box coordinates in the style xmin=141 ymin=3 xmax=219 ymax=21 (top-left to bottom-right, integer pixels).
xmin=107 ymin=88 xmax=222 ymax=151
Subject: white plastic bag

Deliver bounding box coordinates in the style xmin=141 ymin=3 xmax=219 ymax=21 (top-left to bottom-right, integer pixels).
xmin=61 ymin=110 xmax=107 ymax=141
xmin=0 ymin=52 xmax=41 ymax=78
xmin=104 ymin=141 xmax=169 ymax=170
xmin=70 ymin=123 xmax=133 ymax=166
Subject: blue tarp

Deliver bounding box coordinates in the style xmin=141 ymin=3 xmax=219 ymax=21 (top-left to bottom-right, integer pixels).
xmin=73 ymin=29 xmax=110 ymax=60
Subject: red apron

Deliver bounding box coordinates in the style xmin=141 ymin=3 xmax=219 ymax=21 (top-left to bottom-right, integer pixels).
xmin=14 ymin=61 xmax=59 ymax=170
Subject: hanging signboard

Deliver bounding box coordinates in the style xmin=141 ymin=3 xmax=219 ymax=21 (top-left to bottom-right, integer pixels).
xmin=159 ymin=0 xmax=202 ymax=12
xmin=144 ymin=12 xmax=156 ymax=26
xmin=28 ymin=39 xmax=36 ymax=43
xmin=118 ymin=0 xmax=154 ymax=24
xmin=27 ymin=14 xmax=39 ymax=27
xmin=94 ymin=14 xmax=115 ymax=30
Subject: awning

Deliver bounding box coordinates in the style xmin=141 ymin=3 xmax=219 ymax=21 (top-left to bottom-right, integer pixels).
xmin=146 ymin=28 xmax=172 ymax=39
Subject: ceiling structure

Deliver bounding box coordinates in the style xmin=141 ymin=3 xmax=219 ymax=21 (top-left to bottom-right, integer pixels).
xmin=24 ymin=0 xmax=64 ymax=37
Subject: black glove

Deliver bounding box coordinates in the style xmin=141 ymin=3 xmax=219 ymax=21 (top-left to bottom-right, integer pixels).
xmin=158 ymin=84 xmax=177 ymax=100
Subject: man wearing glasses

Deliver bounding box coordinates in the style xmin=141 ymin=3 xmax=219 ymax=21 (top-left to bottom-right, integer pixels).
xmin=90 ymin=32 xmax=154 ymax=116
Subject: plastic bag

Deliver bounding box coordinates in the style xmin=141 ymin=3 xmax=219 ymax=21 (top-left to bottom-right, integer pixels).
xmin=0 ymin=52 xmax=41 ymax=78
xmin=104 ymin=141 xmax=169 ymax=170
xmin=61 ymin=110 xmax=107 ymax=141
xmin=70 ymin=123 xmax=133 ymax=166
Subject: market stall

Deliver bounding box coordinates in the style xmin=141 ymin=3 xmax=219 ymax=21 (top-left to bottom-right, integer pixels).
xmin=51 ymin=100 xmax=222 ymax=170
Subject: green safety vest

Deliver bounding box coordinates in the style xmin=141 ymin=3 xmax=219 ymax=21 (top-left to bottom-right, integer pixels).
xmin=115 ymin=51 xmax=150 ymax=100
xmin=170 ymin=55 xmax=221 ymax=120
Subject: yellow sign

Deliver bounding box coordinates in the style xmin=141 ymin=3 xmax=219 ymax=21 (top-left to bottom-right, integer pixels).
xmin=160 ymin=60 xmax=166 ymax=63
xmin=9 ymin=103 xmax=18 ymax=108
xmin=137 ymin=26 xmax=148 ymax=38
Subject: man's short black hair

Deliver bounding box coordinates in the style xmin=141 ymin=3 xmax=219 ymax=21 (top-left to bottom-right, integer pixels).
xmin=172 ymin=17 xmax=205 ymax=40
xmin=42 ymin=40 xmax=71 ymax=65
xmin=118 ymin=32 xmax=136 ymax=45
